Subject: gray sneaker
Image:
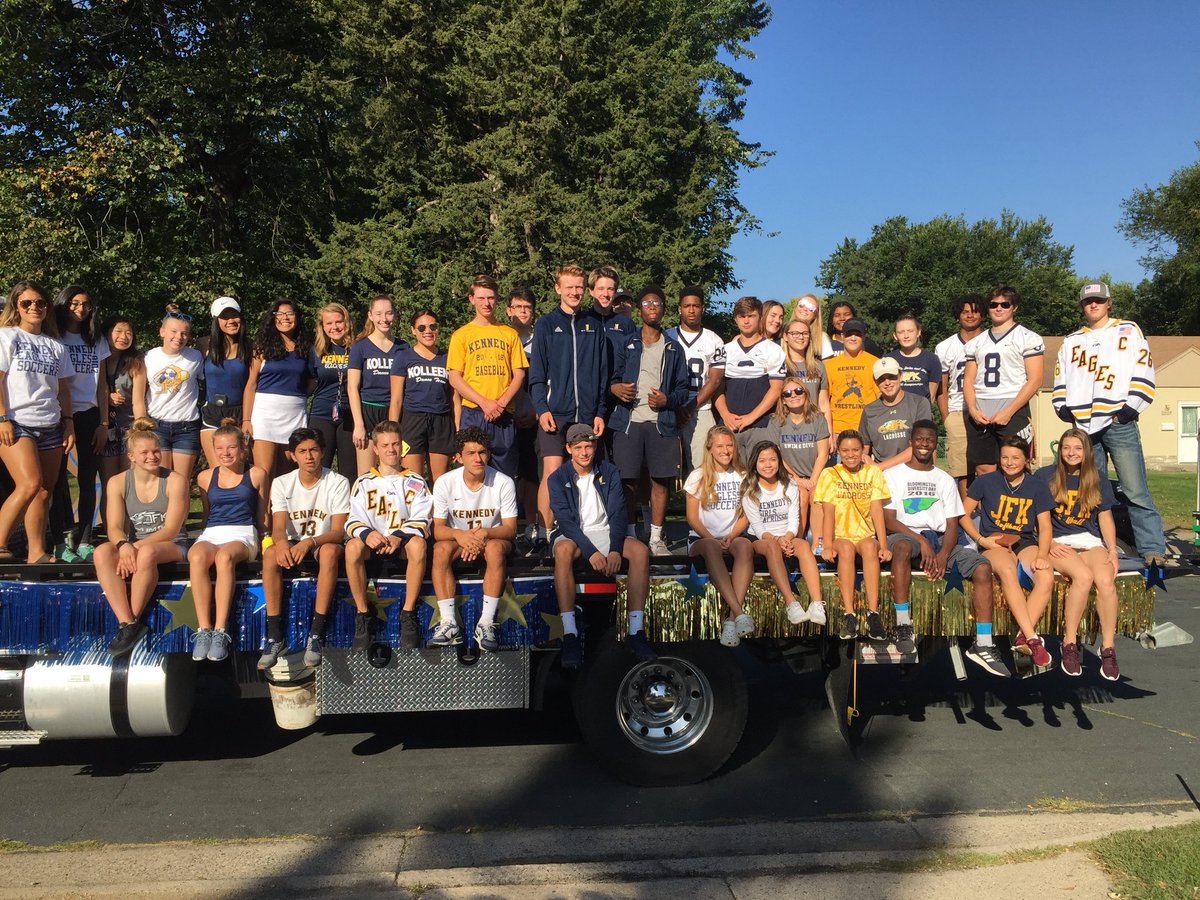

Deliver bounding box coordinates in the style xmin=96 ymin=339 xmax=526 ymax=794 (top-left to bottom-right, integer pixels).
xmin=303 ymin=635 xmax=323 ymax=667
xmin=474 ymin=622 xmax=499 ymax=653
xmin=428 ymin=620 xmax=462 ymax=647
xmin=207 ymin=628 xmax=232 ymax=662
xmin=257 ymin=639 xmax=286 ymax=671
xmin=648 ymin=536 xmax=670 ymax=557
xmin=966 ymin=642 xmax=1010 ymax=677
xmin=192 ymin=628 xmax=213 ymax=661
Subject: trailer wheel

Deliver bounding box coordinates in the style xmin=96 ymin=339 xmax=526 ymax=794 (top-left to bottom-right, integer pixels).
xmin=573 ymin=637 xmax=747 ymax=786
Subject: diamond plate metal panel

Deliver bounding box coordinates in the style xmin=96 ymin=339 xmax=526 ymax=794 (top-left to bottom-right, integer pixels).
xmin=0 ymin=729 xmax=46 ymax=747
xmin=315 ymin=647 xmax=529 ymax=714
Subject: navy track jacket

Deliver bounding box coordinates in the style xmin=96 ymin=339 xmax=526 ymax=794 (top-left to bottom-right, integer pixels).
xmin=529 ymin=306 xmax=609 ymax=423
xmin=547 ymin=458 xmax=628 ymax=560
xmin=607 ymin=331 xmax=691 ymax=436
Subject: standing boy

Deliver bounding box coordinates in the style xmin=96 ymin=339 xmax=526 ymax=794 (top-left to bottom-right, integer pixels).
xmin=506 ymin=287 xmax=541 ymax=553
xmin=711 ymin=296 xmax=787 ymax=461
xmin=935 ymin=294 xmax=985 ymax=500
xmin=824 ymin=317 xmax=879 ymax=451
xmin=665 ymin=286 xmax=726 ymax=475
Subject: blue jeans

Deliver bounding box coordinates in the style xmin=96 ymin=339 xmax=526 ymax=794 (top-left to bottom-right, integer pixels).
xmin=1091 ymin=420 xmax=1165 ymax=557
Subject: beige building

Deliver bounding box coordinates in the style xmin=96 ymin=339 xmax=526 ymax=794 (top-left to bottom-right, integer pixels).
xmin=1032 ymin=336 xmax=1200 ymax=469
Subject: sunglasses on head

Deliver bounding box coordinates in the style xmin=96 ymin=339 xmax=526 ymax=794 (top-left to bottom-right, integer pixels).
xmin=989 ymin=301 xmax=1014 ymax=310
xmin=164 ymin=310 xmax=192 ymax=323
xmin=781 ymin=388 xmax=807 ymax=398
xmin=415 ymin=323 xmax=438 ymax=333
xmin=18 ymin=298 xmax=48 ymax=310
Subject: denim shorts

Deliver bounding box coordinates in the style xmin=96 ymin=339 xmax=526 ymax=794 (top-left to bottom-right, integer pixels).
xmin=12 ymin=420 xmax=64 ymax=452
xmin=153 ymin=418 xmax=201 ymax=454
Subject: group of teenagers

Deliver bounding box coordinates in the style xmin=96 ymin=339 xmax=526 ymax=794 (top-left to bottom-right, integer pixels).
xmin=0 ymin=268 xmax=1165 ymax=680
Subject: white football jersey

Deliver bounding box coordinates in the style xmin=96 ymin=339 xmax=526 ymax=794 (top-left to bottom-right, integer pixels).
xmin=963 ymin=324 xmax=1043 ymax=401
xmin=712 ymin=337 xmax=787 ymax=426
xmin=665 ymin=326 xmax=726 ymax=411
xmin=270 ymin=468 xmax=352 ymax=541
xmin=934 ymin=334 xmax=969 ymax=413
xmin=432 ymin=467 xmax=519 ymax=530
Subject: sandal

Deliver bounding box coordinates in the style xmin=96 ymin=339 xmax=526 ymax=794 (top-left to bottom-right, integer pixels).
xmin=29 ymin=553 xmax=57 ymax=565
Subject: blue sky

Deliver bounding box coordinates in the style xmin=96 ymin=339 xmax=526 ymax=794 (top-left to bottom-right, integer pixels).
xmin=715 ymin=2 xmax=1200 ymax=306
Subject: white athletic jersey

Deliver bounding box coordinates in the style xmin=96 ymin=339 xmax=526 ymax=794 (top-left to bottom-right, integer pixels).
xmin=61 ymin=333 xmax=110 ymax=412
xmin=684 ymin=468 xmax=743 ymax=538
xmin=270 ymin=468 xmax=352 ymax=541
xmin=712 ymin=337 xmax=787 ymax=425
xmin=144 ymin=347 xmax=203 ymax=423
xmin=432 ymin=466 xmax=518 ymax=530
xmin=0 ymin=327 xmax=72 ymax=427
xmin=741 ymin=480 xmax=799 ymax=539
xmin=347 ymin=467 xmax=432 ymax=541
xmin=884 ymin=463 xmax=962 ymax=534
xmin=962 ymin=324 xmax=1043 ymax=402
xmin=1052 ymin=318 xmax=1156 ymax=435
xmin=934 ymin=334 xmax=970 ymax=413
xmin=665 ymin=326 xmax=726 ymax=411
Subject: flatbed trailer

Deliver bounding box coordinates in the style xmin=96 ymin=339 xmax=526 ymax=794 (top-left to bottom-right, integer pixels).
xmin=0 ymin=557 xmax=1158 ymax=786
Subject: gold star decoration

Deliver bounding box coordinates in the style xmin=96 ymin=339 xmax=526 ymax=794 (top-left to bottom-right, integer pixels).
xmin=340 ymin=579 xmax=406 ymax=622
xmin=422 ymin=592 xmax=470 ymax=625
xmin=540 ymin=612 xmax=565 ymax=641
xmin=158 ymin=583 xmax=201 ymax=635
xmin=496 ymin=578 xmax=534 ymax=628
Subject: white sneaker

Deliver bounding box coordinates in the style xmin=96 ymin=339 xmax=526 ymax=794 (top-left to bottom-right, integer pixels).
xmin=648 ymin=537 xmax=670 ymax=557
xmin=734 ymin=613 xmax=755 ymax=637
xmin=428 ymin=621 xmax=462 ymax=647
xmin=720 ymin=619 xmax=740 ymax=647
xmin=786 ymin=601 xmax=808 ymax=625
xmin=806 ymin=601 xmax=827 ymax=626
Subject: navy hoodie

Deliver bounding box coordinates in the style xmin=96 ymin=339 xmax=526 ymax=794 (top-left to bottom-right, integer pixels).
xmin=529 ymin=306 xmax=609 ymax=422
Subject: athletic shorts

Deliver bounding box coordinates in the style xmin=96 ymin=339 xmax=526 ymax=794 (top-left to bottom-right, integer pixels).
xmin=201 ymin=402 xmax=243 ymax=430
xmin=458 ymin=407 xmax=517 ymax=478
xmin=612 ymin=421 xmax=681 ymax=481
xmin=400 ymin=409 xmax=454 ymax=456
xmin=536 ymin=416 xmax=577 ymax=459
xmin=554 ymin=526 xmax=612 ymax=557
xmin=965 ymin=401 xmax=1032 ymax=469
xmin=515 ymin=425 xmax=538 ymax=482
xmin=945 ymin=411 xmax=968 ymax=478
xmin=360 ymin=401 xmax=390 ymax=437
xmin=153 ymin=418 xmax=201 ymax=455
xmin=12 ymin=420 xmax=64 ymax=452
xmin=193 ymin=524 xmax=259 ymax=561
xmin=886 ymin=532 xmax=987 ymax=577
xmin=362 ymin=533 xmax=423 ymax=577
xmin=250 ymin=393 xmax=307 ymax=445
xmin=1054 ymin=532 xmax=1104 ymax=551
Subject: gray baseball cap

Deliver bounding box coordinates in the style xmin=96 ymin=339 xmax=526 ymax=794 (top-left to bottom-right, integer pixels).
xmin=565 ymin=424 xmax=598 ymax=444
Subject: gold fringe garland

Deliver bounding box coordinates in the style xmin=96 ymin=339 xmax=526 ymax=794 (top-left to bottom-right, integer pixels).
xmin=616 ymin=573 xmax=1155 ymax=642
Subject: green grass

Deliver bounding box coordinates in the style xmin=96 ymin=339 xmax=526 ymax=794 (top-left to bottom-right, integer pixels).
xmin=1145 ymin=471 xmax=1197 ymax=530
xmin=1089 ymin=822 xmax=1200 ymax=899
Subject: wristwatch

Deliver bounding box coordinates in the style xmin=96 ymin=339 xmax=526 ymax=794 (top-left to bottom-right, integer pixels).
xmin=0 ymin=415 xmax=8 ymax=424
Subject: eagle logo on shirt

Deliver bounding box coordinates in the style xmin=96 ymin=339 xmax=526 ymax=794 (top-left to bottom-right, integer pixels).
xmin=153 ymin=365 xmax=190 ymax=395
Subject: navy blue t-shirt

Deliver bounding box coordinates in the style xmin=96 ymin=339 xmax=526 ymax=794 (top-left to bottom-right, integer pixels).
xmin=887 ymin=349 xmax=942 ymax=400
xmin=967 ymin=470 xmax=1054 ymax=538
xmin=396 ymin=347 xmax=451 ymax=415
xmin=310 ymin=346 xmax=349 ymax=420
xmin=256 ymin=350 xmax=313 ymax=397
xmin=1033 ymin=465 xmax=1115 ymax=539
xmin=348 ymin=336 xmax=410 ymax=406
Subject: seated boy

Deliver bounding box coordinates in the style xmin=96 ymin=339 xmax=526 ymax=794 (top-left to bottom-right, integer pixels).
xmin=345 ymin=420 xmax=433 ymax=650
xmin=430 ymin=427 xmax=519 ymax=651
xmin=548 ymin=424 xmax=653 ymax=669
xmin=258 ymin=428 xmax=351 ymax=669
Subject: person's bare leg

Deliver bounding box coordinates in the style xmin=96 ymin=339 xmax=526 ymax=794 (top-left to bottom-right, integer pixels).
xmin=431 ymin=540 xmax=459 ymax=600
xmin=344 ymin=538 xmax=371 ymax=613
xmin=754 ymin=538 xmax=796 ymax=606
xmin=623 ymin=537 xmax=649 ymax=612
xmin=482 ymin=539 xmax=508 ymax=597
xmin=314 ymin=544 xmax=343 ymax=616
xmin=552 ymin=538 xmax=580 ymax=612
xmin=538 ymin=456 xmax=563 ymax=530
xmin=858 ymin=537 xmax=881 ymax=612
xmin=984 ymin=548 xmax=1038 ymax=638
xmin=94 ymin=542 xmax=133 ymax=622
xmin=792 ymin=540 xmax=823 ymax=607
xmin=171 ymin=451 xmax=195 ymax=482
xmin=1017 ymin=545 xmax=1055 ymax=628
xmin=1051 ymin=551 xmax=1094 ymax=645
xmin=213 ymin=543 xmax=251 ymax=630
xmin=730 ymin=537 xmax=754 ymax=608
xmin=129 ymin=542 xmax=182 ymax=617
xmin=691 ymin=538 xmax=741 ymax=616
xmin=1085 ymin=548 xmax=1118 ymax=649
xmin=189 ymin=542 xmax=217 ymax=630
xmin=261 ymin=544 xmax=284 ymax=617
xmin=402 ymin=537 xmax=427 ymax=612
xmin=834 ymin=538 xmax=857 ymax=610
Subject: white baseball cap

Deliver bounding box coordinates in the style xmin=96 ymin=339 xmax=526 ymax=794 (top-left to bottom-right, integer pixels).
xmin=211 ymin=296 xmax=242 ymax=317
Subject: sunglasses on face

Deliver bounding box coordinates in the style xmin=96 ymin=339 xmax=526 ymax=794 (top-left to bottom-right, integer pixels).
xmin=1081 ymin=298 xmax=1107 ymax=307
xmin=415 ymin=323 xmax=438 ymax=333
xmin=781 ymin=388 xmax=806 ymax=398
xmin=989 ymin=301 xmax=1014 ymax=310
xmin=18 ymin=298 xmax=48 ymax=310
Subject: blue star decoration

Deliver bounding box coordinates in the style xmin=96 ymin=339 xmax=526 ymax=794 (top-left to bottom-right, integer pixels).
xmin=1144 ymin=563 xmax=1167 ymax=592
xmin=943 ymin=561 xmax=965 ymax=596
xmin=681 ymin=564 xmax=708 ymax=601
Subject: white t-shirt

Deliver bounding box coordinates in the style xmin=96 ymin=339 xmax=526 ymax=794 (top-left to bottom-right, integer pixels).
xmin=61 ymin=332 xmax=111 ymax=412
xmin=433 ymin=467 xmax=519 ymax=530
xmin=963 ymin=324 xmax=1044 ymax=402
xmin=665 ymin=326 xmax=726 ymax=411
xmin=934 ymin=334 xmax=969 ymax=413
xmin=683 ymin=467 xmax=743 ymax=538
xmin=576 ymin=471 xmax=608 ymax=531
xmin=270 ymin=468 xmax=352 ymax=541
xmin=883 ymin=463 xmax=963 ymax=534
xmin=742 ymin=480 xmax=799 ymax=539
xmin=0 ymin=327 xmax=72 ymax=427
xmin=144 ymin=347 xmax=203 ymax=423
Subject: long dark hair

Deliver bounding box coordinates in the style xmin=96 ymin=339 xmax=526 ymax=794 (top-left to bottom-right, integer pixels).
xmin=100 ymin=314 xmax=146 ymax=380
xmin=53 ymin=283 xmax=99 ymax=345
xmin=252 ymin=299 xmax=309 ymax=361
xmin=206 ymin=309 xmax=252 ymax=369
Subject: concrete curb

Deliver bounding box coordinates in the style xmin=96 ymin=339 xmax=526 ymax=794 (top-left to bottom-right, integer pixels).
xmin=0 ymin=807 xmax=1194 ymax=898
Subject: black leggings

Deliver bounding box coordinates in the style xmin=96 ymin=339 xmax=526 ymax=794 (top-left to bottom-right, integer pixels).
xmin=50 ymin=406 xmax=102 ymax=548
xmin=309 ymin=415 xmax=358 ymax=483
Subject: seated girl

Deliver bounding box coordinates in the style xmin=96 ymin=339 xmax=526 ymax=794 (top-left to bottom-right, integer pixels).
xmin=189 ymin=419 xmax=268 ymax=663
xmin=1034 ymin=428 xmax=1121 ymax=680
xmin=684 ymin=425 xmax=754 ymax=647
xmin=767 ymin=375 xmax=830 ymax=539
xmin=812 ymin=430 xmax=892 ymax=641
xmin=961 ymin=435 xmax=1055 ymax=668
xmin=94 ymin=418 xmax=190 ymax=657
xmin=740 ymin=440 xmax=827 ymax=628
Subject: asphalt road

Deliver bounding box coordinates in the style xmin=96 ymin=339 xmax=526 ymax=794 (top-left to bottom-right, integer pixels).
xmin=1 ymin=575 xmax=1197 ymax=847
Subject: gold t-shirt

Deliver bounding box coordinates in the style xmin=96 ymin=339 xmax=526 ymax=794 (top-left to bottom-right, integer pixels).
xmin=446 ymin=322 xmax=529 ymax=410
xmin=813 ymin=462 xmax=890 ymax=543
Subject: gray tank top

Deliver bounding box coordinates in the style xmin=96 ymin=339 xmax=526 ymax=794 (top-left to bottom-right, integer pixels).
xmin=124 ymin=469 xmax=185 ymax=542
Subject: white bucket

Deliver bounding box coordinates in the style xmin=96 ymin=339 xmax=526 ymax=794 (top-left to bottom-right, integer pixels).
xmin=268 ymin=674 xmax=318 ymax=730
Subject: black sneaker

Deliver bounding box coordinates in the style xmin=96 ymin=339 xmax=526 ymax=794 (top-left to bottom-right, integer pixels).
xmin=866 ymin=612 xmax=885 ymax=641
xmin=560 ymin=633 xmax=583 ymax=669
xmin=625 ymin=630 xmax=657 ymax=661
xmin=399 ymin=610 xmax=421 ymax=649
xmin=107 ymin=621 xmax=147 ymax=658
xmin=524 ymin=537 xmax=549 ymax=559
xmin=965 ymin=642 xmax=1010 ymax=677
xmin=256 ymin=639 xmax=287 ymax=671
xmin=352 ymin=612 xmax=372 ymax=652
xmin=839 ymin=613 xmax=858 ymax=641
xmin=894 ymin=624 xmax=916 ymax=654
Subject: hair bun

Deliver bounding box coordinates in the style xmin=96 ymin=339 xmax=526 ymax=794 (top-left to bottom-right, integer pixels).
xmin=219 ymin=416 xmax=239 ymax=428
xmin=128 ymin=416 xmax=157 ymax=433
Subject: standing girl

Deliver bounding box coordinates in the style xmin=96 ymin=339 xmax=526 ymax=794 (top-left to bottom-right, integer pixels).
xmin=309 ymin=302 xmax=356 ymax=480
xmin=94 ymin=418 xmax=190 ymax=657
xmin=1035 ymin=428 xmax=1122 ymax=680
xmin=346 ymin=294 xmax=409 ymax=475
xmin=242 ymin=299 xmax=314 ymax=483
xmin=684 ymin=425 xmax=754 ymax=647
xmin=391 ymin=309 xmax=454 ymax=481
xmin=98 ymin=315 xmax=147 ymax=488
xmin=189 ymin=419 xmax=268 ymax=662
xmin=0 ymin=281 xmax=74 ymax=563
xmin=198 ymin=296 xmax=251 ymax=469
xmin=768 ymin=376 xmax=830 ymax=539
xmin=50 ymin=284 xmax=109 ymax=561
xmin=740 ymin=440 xmax=828 ymax=628
xmin=760 ymin=299 xmax=785 ymax=343
xmin=813 ymin=430 xmax=892 ymax=641
xmin=144 ymin=306 xmax=203 ymax=480
xmin=789 ymin=294 xmax=835 ymax=359
xmin=960 ymin=435 xmax=1056 ymax=668
xmin=781 ymin=317 xmax=833 ymax=438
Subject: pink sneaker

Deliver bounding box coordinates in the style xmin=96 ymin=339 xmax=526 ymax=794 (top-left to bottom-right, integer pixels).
xmin=1013 ymin=632 xmax=1031 ymax=655
xmin=1100 ymin=646 xmax=1120 ymax=681
xmin=1026 ymin=635 xmax=1051 ymax=668
xmin=1060 ymin=642 xmax=1082 ymax=676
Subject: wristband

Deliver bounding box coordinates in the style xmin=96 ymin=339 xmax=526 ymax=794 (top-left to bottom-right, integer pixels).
xmin=116 ymin=540 xmax=130 ymax=550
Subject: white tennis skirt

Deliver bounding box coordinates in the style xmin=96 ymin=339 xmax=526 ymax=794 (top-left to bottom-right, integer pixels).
xmin=193 ymin=524 xmax=259 ymax=561
xmin=250 ymin=393 xmax=308 ymax=444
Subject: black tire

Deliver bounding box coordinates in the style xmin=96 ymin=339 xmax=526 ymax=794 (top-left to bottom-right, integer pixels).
xmin=572 ymin=636 xmax=748 ymax=787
